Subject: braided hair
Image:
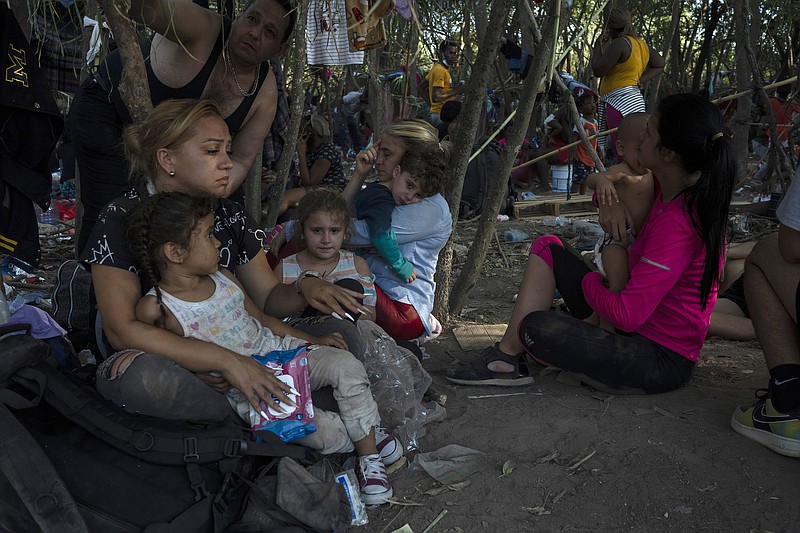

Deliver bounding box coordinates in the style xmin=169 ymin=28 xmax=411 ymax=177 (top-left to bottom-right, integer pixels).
xmin=127 ymin=192 xmax=216 ymax=327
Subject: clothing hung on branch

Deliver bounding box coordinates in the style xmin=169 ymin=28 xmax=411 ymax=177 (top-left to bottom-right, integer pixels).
xmin=306 ymin=0 xmax=391 ymax=65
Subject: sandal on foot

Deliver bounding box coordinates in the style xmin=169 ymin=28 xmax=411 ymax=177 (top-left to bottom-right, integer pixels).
xmin=446 ymin=343 xmax=534 ymax=387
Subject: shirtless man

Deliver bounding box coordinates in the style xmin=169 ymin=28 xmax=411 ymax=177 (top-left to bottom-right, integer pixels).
xmin=71 ymin=0 xmax=294 ymax=254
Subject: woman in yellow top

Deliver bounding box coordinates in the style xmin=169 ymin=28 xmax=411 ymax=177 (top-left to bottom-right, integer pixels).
xmin=591 ymin=8 xmax=664 ymax=162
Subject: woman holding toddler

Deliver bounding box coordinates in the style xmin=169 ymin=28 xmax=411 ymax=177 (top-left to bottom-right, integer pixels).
xmin=79 ymin=100 xmax=402 ymax=492
xmin=448 ymin=93 xmax=735 ymax=394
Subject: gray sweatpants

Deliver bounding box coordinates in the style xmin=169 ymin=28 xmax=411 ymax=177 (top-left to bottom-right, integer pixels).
xmin=97 ymin=343 xmax=378 ymax=455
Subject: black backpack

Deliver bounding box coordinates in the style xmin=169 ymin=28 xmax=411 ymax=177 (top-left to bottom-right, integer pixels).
xmin=0 ymin=327 xmax=313 ymax=533
xmin=458 ymin=138 xmax=514 ymax=220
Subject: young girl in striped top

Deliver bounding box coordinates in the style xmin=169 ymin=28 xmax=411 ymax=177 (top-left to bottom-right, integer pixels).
xmin=275 ymin=189 xmax=377 ymax=322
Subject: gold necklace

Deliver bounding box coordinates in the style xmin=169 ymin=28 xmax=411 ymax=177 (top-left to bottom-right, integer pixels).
xmin=225 ymin=46 xmax=261 ymax=98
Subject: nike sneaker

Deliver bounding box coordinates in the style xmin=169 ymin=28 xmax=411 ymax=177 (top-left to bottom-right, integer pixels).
xmin=731 ymin=391 xmax=800 ymax=458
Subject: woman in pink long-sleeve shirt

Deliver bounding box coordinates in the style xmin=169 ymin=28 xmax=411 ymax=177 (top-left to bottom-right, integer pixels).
xmin=448 ymin=94 xmax=735 ymax=394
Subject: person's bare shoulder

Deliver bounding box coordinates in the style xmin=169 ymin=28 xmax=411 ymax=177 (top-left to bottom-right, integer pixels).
xmin=135 ymin=295 xmax=162 ymax=326
xmin=353 ymin=254 xmax=373 ymax=278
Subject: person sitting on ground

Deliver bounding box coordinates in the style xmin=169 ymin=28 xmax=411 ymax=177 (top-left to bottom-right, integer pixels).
xmin=707 ymin=241 xmax=756 ymax=341
xmin=571 ymin=93 xmax=600 ymax=196
xmin=592 ymin=117 xmax=754 ymax=340
xmin=447 ymin=94 xmax=735 ymax=394
xmin=80 ymin=99 xmax=369 ymax=427
xmin=437 ymin=100 xmax=462 ymax=140
xmin=71 ymin=0 xmax=295 ymax=254
xmin=128 ymin=191 xmax=399 ymax=504
xmin=768 ymin=83 xmax=800 ymax=147
xmin=586 ymin=112 xmax=653 ymax=294
xmin=524 ymin=110 xmax=570 ymax=192
xmin=341 ymin=120 xmax=452 ymax=341
xmin=276 ymin=189 xmax=378 ymax=321
xmin=342 ymin=129 xmax=444 ymax=286
xmin=279 ymin=115 xmax=346 ymax=214
xmin=731 ymin=168 xmax=800 ymax=457
xmin=277 ymin=120 xmax=453 ymax=342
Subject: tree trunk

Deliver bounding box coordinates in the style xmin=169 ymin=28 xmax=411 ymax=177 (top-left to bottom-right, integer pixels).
xmin=691 ymin=0 xmax=724 ymax=95
xmin=732 ymin=0 xmax=754 ymax=184
xmin=72 ymin=0 xmax=100 ymax=257
xmin=367 ymin=48 xmax=386 ymax=138
xmin=432 ymin=0 xmax=515 ymax=324
xmin=647 ymin=0 xmax=682 ymax=110
xmin=98 ymin=0 xmax=151 ymax=124
xmin=448 ymin=0 xmax=566 ymax=316
xmin=740 ymin=0 xmax=792 ymax=193
xmin=401 ymin=20 xmax=418 ymax=117
xmin=263 ymin=0 xmax=307 ymax=228
xmin=473 ymin=0 xmax=488 ymax=45
xmin=244 ymin=151 xmax=263 ymax=224
xmin=679 ymin=4 xmax=702 ymax=90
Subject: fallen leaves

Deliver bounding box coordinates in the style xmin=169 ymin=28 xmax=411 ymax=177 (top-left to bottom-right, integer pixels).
xmin=499 ymin=459 xmax=514 ymax=477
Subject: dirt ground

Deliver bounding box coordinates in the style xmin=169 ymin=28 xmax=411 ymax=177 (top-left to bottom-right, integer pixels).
xmin=362 ymin=216 xmax=800 ymax=533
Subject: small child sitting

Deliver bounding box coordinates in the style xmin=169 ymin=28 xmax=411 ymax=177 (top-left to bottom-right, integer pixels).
xmin=128 ymin=191 xmax=402 ymax=505
xmin=276 ymin=189 xmax=378 ymax=321
xmin=571 ymin=93 xmax=599 ymax=196
xmin=586 ymin=112 xmax=654 ymax=293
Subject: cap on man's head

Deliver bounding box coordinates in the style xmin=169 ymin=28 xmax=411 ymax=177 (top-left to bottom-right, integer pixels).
xmin=309 ymin=115 xmax=330 ymax=137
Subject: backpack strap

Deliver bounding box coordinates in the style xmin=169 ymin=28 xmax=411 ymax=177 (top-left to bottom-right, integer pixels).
xmin=0 ymin=402 xmax=89 ymax=532
xmin=13 ymin=365 xmax=309 ymax=465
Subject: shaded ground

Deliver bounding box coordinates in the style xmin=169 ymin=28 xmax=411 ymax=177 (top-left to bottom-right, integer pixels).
xmin=362 ymin=215 xmax=800 ymax=533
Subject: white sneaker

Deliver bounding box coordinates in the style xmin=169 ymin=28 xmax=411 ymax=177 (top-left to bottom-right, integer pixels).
xmin=375 ymin=426 xmax=403 ymax=466
xmin=357 ymin=453 xmax=392 ymax=505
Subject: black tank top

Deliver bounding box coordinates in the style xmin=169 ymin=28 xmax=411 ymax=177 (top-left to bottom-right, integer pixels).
xmin=98 ymin=17 xmax=270 ymax=134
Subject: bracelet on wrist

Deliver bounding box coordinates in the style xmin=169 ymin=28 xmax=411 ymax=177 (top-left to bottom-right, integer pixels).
xmin=295 ymin=270 xmax=323 ymax=295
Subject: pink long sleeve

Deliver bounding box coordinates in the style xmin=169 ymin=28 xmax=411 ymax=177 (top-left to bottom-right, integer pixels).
xmin=582 ymin=194 xmax=716 ymax=362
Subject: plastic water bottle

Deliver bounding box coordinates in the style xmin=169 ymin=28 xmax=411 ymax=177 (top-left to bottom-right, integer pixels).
xmin=502 ymin=229 xmax=529 ymax=242
xmin=541 ymin=216 xmax=569 ymax=227
xmin=574 ymin=220 xmax=604 ymax=237
xmin=51 ymin=171 xmax=62 ymax=198
xmin=39 ymin=202 xmax=60 ymax=225
xmin=0 ymin=285 xmax=10 ymax=325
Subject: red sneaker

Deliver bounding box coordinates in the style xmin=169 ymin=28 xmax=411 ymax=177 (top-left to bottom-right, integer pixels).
xmin=375 ymin=426 xmax=403 ymax=466
xmin=357 ymin=453 xmax=392 ymax=505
